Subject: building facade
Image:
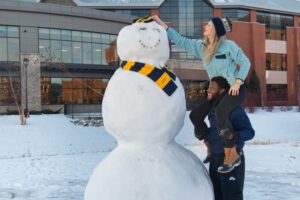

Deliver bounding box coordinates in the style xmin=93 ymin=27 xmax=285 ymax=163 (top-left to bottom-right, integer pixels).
xmin=0 ymin=0 xmax=299 ymax=114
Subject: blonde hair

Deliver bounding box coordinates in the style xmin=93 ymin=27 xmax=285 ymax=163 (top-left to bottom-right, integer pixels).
xmin=203 ymin=24 xmax=222 ymax=63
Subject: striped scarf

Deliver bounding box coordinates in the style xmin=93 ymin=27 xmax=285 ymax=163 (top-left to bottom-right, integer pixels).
xmin=120 ymin=61 xmax=178 ymax=96
xmin=133 ymin=15 xmax=153 ymax=23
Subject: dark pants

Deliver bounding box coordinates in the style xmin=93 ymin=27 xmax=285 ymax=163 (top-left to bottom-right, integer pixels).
xmin=216 ymin=85 xmax=246 ymax=130
xmin=209 ymin=152 xmax=245 ymax=200
xmin=190 ymin=86 xmax=246 ymax=146
xmin=189 ymin=100 xmax=212 ymax=140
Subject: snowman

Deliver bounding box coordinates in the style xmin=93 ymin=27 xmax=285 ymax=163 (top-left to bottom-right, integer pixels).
xmin=84 ymin=16 xmax=214 ymax=200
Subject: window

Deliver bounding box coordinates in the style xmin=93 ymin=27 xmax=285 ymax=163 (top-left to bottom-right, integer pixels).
xmin=101 ymin=9 xmax=151 ymax=17
xmin=83 ymin=43 xmax=92 ymax=64
xmin=257 ymin=12 xmax=293 ymax=40
xmin=72 ymin=42 xmax=82 ymax=64
xmin=182 ymin=80 xmax=207 ymax=109
xmin=222 ymin=9 xmax=250 ymax=22
xmin=62 ymin=41 xmax=72 ymax=63
xmin=50 ymin=40 xmax=61 ymax=62
xmin=0 ymin=26 xmax=20 ymax=62
xmin=41 ymin=77 xmax=108 ymax=105
xmin=39 ymin=28 xmax=50 ymax=39
xmin=159 ymin=0 xmax=213 ymax=60
xmin=0 ymin=77 xmax=21 ymax=106
xmin=266 ymin=53 xmax=287 ymax=71
xmin=38 ymin=28 xmax=118 ymax=65
xmin=267 ymin=84 xmax=287 ymax=101
xmin=0 ymin=38 xmax=7 ymax=61
xmin=7 ymin=38 xmax=19 ymax=62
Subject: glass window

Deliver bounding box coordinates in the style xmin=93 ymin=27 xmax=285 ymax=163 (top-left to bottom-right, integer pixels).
xmin=266 ymin=53 xmax=287 ymax=71
xmin=50 ymin=40 xmax=62 ymax=62
xmin=39 ymin=28 xmax=50 ymax=39
xmin=257 ymin=11 xmax=293 ymax=40
xmin=222 ymin=9 xmax=250 ymax=22
xmin=160 ymin=0 xmax=213 ymax=60
xmin=267 ymin=84 xmax=288 ymax=101
xmin=72 ymin=42 xmax=82 ymax=64
xmin=110 ymin=35 xmax=117 ymax=43
xmin=50 ymin=78 xmax=63 ymax=104
xmin=83 ymin=42 xmax=92 ymax=64
xmin=0 ymin=26 xmax=7 ymax=37
xmin=92 ymin=33 xmax=101 ymax=43
xmin=82 ymin=32 xmax=92 ymax=42
xmin=72 ymin=31 xmax=81 ymax=41
xmin=41 ymin=77 xmax=51 ymax=105
xmin=0 ymin=38 xmax=7 ymax=61
xmin=62 ymin=41 xmax=72 ymax=63
xmin=101 ymin=34 xmax=110 ymax=44
xmin=7 ymin=27 xmax=19 ymax=38
xmin=92 ymin=43 xmax=101 ymax=64
xmin=0 ymin=77 xmax=21 ymax=106
xmin=50 ymin=29 xmax=61 ymax=40
xmin=101 ymin=44 xmax=109 ymax=65
xmin=39 ymin=39 xmax=50 ymax=62
xmin=62 ymin=30 xmax=72 ymax=41
xmin=182 ymin=80 xmax=206 ymax=109
xmin=7 ymin=38 xmax=19 ymax=61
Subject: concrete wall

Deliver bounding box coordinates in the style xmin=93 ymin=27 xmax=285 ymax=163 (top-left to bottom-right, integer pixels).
xmin=21 ymin=54 xmax=41 ymax=112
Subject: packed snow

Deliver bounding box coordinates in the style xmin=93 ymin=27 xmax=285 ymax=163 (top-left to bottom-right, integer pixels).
xmin=0 ymin=107 xmax=300 ymax=200
xmin=85 ymin=20 xmax=213 ymax=200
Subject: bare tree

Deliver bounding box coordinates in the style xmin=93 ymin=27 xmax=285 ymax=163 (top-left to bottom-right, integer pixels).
xmin=7 ymin=67 xmax=26 ymax=125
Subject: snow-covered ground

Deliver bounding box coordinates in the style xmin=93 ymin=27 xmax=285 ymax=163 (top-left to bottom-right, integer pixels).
xmin=0 ymin=107 xmax=300 ymax=200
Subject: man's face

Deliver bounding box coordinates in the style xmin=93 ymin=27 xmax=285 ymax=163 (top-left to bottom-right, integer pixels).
xmin=207 ymin=81 xmax=224 ymax=101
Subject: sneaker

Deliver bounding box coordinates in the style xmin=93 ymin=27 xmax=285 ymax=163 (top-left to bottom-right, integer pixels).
xmin=217 ymin=156 xmax=241 ymax=173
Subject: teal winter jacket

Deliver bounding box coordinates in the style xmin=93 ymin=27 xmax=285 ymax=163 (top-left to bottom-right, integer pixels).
xmin=166 ymin=27 xmax=250 ymax=86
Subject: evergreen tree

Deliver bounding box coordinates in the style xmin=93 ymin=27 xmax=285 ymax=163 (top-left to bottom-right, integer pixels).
xmin=248 ymin=70 xmax=261 ymax=94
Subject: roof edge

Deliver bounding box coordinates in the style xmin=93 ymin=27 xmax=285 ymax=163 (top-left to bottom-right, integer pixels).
xmin=73 ymin=0 xmax=163 ymax=8
xmin=213 ymin=2 xmax=300 ymax=16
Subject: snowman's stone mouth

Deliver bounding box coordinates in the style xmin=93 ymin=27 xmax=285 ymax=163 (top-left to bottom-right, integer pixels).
xmin=138 ymin=39 xmax=161 ymax=49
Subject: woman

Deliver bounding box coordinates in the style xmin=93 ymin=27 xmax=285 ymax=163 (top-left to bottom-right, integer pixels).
xmin=152 ymin=15 xmax=250 ymax=173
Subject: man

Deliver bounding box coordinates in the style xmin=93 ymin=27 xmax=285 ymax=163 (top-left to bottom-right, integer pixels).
xmin=190 ymin=76 xmax=255 ymax=200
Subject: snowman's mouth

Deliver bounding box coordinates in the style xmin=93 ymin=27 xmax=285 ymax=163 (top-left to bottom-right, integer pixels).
xmin=138 ymin=39 xmax=161 ymax=49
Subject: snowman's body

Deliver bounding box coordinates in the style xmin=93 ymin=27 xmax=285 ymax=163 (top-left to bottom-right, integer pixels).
xmin=85 ymin=19 xmax=214 ymax=200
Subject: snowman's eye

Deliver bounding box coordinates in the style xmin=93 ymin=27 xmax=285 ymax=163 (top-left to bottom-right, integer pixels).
xmin=153 ymin=28 xmax=161 ymax=33
xmin=139 ymin=27 xmax=147 ymax=31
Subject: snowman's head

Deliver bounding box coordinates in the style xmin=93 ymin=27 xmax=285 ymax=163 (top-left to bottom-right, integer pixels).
xmin=117 ymin=18 xmax=169 ymax=68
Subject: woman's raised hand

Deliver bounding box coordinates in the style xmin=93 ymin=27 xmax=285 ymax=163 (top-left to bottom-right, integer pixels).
xmin=152 ymin=15 xmax=169 ymax=30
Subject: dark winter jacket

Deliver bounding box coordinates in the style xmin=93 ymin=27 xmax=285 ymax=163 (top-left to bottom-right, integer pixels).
xmin=205 ymin=106 xmax=255 ymax=155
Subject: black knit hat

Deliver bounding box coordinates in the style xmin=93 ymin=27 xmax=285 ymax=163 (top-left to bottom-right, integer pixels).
xmin=211 ymin=17 xmax=232 ymax=37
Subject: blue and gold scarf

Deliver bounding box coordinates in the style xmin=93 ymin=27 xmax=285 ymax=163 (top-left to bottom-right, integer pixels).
xmin=120 ymin=61 xmax=178 ymax=96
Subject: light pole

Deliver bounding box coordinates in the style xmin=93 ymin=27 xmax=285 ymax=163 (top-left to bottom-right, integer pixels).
xmin=23 ymin=58 xmax=29 ymax=118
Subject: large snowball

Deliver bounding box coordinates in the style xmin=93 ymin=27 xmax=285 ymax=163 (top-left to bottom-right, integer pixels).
xmin=102 ymin=68 xmax=186 ymax=146
xmin=85 ymin=144 xmax=214 ymax=200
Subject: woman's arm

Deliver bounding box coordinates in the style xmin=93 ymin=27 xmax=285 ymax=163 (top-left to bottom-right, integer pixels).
xmin=228 ymin=40 xmax=251 ymax=82
xmin=227 ymin=40 xmax=251 ymax=95
xmin=152 ymin=15 xmax=204 ymax=60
